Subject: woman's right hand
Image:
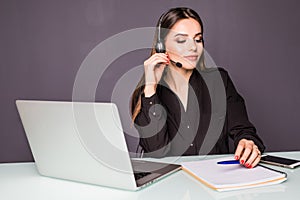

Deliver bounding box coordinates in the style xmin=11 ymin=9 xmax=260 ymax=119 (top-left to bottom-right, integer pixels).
xmin=143 ymin=53 xmax=169 ymax=97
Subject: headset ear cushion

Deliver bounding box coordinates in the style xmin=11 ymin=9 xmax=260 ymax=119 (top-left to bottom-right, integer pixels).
xmin=155 ymin=41 xmax=166 ymax=53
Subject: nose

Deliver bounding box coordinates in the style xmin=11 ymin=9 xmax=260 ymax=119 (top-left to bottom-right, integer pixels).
xmin=188 ymin=38 xmax=197 ymax=51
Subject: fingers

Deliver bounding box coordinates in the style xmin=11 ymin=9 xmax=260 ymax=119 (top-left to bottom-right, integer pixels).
xmin=244 ymin=145 xmax=261 ymax=168
xmin=144 ymin=53 xmax=169 ymax=70
xmin=239 ymin=140 xmax=254 ymax=166
xmin=234 ymin=139 xmax=262 ymax=169
xmin=234 ymin=139 xmax=246 ymax=162
xmin=143 ymin=53 xmax=169 ymax=92
xmin=250 ymin=151 xmax=261 ymax=168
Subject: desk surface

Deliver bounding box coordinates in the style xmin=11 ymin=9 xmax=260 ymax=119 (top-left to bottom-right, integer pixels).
xmin=1 ymin=151 xmax=299 ymax=200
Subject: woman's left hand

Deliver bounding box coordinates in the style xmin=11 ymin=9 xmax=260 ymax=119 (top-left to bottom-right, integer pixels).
xmin=234 ymin=139 xmax=262 ymax=168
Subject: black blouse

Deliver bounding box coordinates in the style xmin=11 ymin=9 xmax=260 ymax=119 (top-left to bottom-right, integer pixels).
xmin=134 ymin=67 xmax=265 ymax=157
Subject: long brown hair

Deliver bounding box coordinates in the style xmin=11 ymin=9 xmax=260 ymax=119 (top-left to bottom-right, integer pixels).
xmin=130 ymin=7 xmax=205 ymax=121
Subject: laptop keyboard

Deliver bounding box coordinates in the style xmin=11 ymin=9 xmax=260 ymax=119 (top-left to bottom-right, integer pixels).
xmin=134 ymin=172 xmax=151 ymax=180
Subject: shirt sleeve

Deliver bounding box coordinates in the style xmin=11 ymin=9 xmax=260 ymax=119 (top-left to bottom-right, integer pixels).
xmin=134 ymin=93 xmax=170 ymax=157
xmin=224 ymin=70 xmax=266 ymax=153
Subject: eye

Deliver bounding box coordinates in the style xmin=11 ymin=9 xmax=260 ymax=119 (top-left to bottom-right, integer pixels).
xmin=176 ymin=39 xmax=186 ymax=44
xmin=195 ymin=38 xmax=203 ymax=43
xmin=175 ymin=36 xmax=187 ymax=44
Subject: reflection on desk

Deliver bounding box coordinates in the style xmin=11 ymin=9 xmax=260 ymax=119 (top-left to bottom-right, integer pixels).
xmin=1 ymin=151 xmax=299 ymax=200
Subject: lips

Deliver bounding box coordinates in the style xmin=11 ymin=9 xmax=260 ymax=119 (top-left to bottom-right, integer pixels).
xmin=184 ymin=55 xmax=198 ymax=62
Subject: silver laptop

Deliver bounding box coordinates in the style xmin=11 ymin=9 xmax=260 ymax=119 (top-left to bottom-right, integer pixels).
xmin=16 ymin=100 xmax=181 ymax=191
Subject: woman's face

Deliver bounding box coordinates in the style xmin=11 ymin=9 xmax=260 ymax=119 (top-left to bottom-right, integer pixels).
xmin=165 ymin=18 xmax=203 ymax=70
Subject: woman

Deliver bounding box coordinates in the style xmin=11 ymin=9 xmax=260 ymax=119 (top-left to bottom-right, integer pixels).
xmin=130 ymin=7 xmax=265 ymax=168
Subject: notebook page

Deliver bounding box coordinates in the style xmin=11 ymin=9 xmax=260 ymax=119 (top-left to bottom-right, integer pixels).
xmin=181 ymin=156 xmax=287 ymax=191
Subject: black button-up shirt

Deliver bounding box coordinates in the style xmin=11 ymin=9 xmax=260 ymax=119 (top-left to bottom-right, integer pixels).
xmin=134 ymin=68 xmax=265 ymax=157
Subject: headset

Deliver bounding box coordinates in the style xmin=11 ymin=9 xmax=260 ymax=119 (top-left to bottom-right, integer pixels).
xmin=155 ymin=12 xmax=167 ymax=54
xmin=155 ymin=12 xmax=182 ymax=68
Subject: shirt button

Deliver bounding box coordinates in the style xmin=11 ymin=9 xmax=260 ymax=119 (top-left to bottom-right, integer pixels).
xmin=187 ymin=125 xmax=190 ymax=129
xmin=190 ymin=143 xmax=194 ymax=147
xmin=149 ymin=101 xmax=153 ymax=105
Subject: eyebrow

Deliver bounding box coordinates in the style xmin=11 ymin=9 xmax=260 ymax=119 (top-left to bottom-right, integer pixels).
xmin=174 ymin=32 xmax=203 ymax=37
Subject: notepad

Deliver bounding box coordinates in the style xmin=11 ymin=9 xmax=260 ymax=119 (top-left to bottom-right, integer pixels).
xmin=181 ymin=157 xmax=287 ymax=192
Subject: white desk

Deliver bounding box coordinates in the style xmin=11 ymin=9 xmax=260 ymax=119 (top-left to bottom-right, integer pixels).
xmin=1 ymin=151 xmax=299 ymax=200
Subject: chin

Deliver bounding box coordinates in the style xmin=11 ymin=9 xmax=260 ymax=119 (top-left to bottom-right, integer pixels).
xmin=181 ymin=62 xmax=197 ymax=70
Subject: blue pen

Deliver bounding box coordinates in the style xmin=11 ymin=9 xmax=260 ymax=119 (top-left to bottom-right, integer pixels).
xmin=217 ymin=160 xmax=240 ymax=165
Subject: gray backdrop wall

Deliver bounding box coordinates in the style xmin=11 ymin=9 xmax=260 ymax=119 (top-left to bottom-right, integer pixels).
xmin=1 ymin=0 xmax=299 ymax=163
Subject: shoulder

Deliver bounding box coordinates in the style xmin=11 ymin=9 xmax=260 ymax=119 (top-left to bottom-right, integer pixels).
xmin=200 ymin=67 xmax=229 ymax=76
xmin=196 ymin=67 xmax=231 ymax=84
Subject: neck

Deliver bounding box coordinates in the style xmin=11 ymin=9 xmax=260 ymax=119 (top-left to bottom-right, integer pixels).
xmin=164 ymin=65 xmax=193 ymax=91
